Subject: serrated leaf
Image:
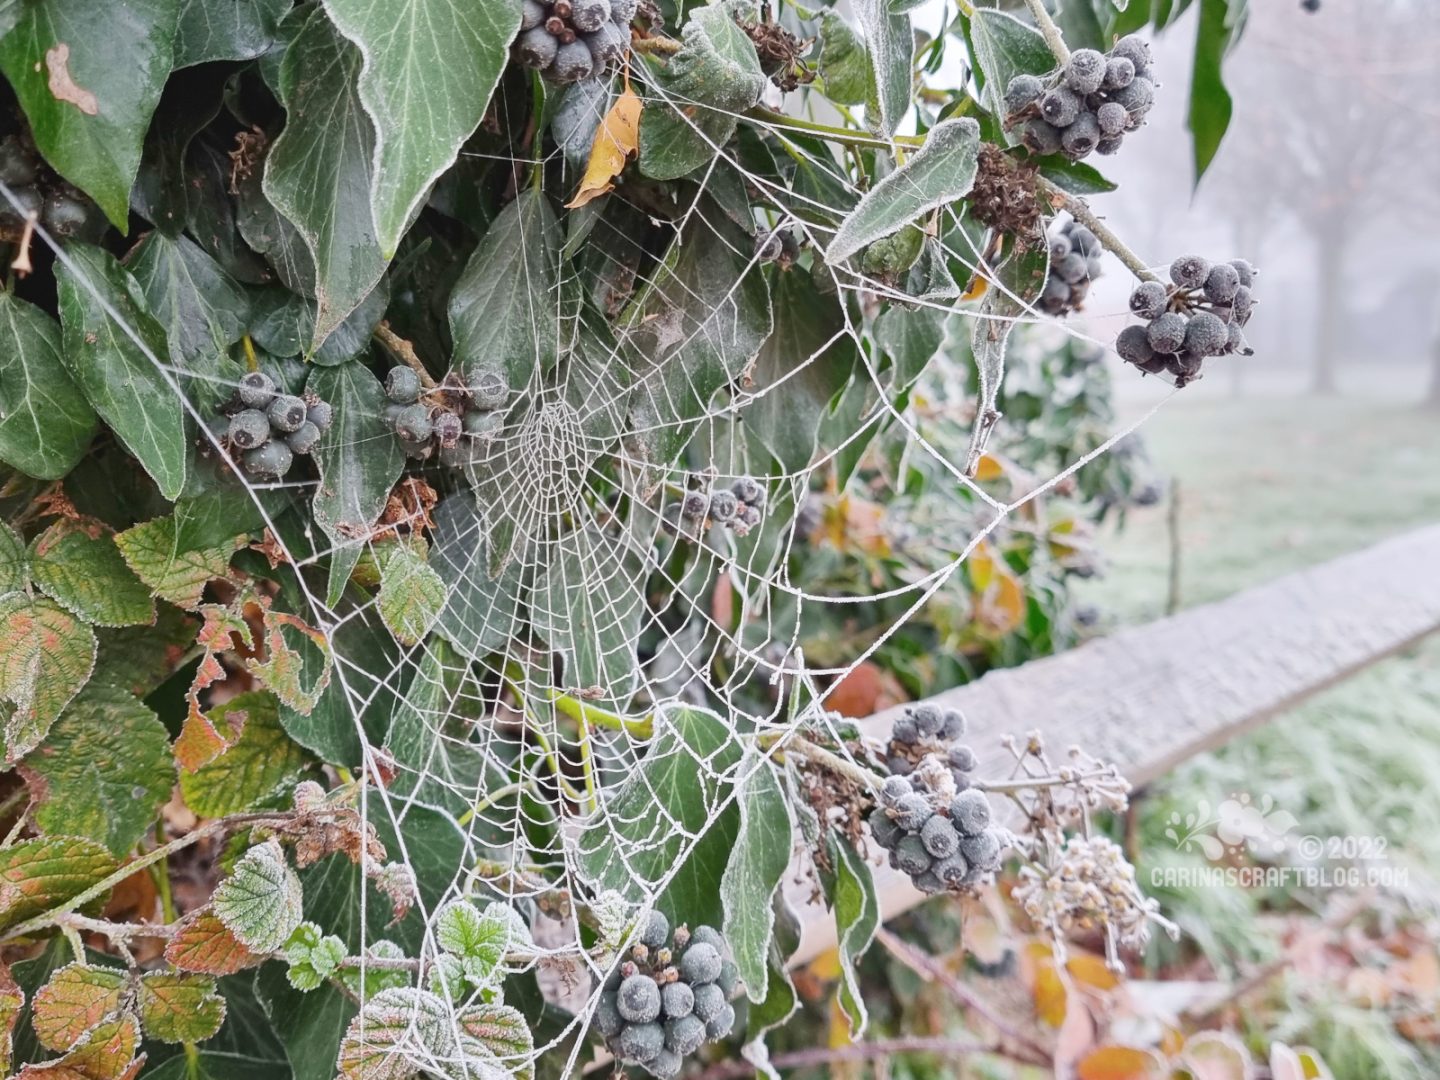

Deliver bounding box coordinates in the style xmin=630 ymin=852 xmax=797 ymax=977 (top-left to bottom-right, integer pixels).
xmin=114 ymin=514 xmax=242 ymax=611
xmin=20 ymin=685 xmax=174 ymax=857
xmin=0 ymin=960 xmax=22 ymax=1064
xmin=852 ymin=0 xmax=911 ymax=137
xmin=376 ymin=542 xmax=444 ymax=647
xmin=821 ymin=832 xmax=879 ymax=1036
xmin=969 ymin=7 xmax=1057 ymax=130
xmin=212 ymin=840 xmax=305 ymax=954
xmin=32 ymin=962 xmax=125 ymax=1053
xmin=0 ymin=0 xmax=178 ymax=228
xmin=137 ymin=973 xmax=226 ymax=1043
xmin=263 ymin=4 xmax=388 ymax=348
xmin=283 ymin=921 xmax=346 ymax=991
xmin=0 ymin=522 xmax=28 ymax=595
xmin=29 ymin=522 xmax=153 ymax=628
xmin=448 ymin=188 xmax=562 ymax=386
xmin=174 ymin=0 xmax=288 ymax=67
xmin=457 ymin=1002 xmax=532 ymax=1080
xmin=337 ymin=941 xmax=411 ymax=997
xmin=321 ymin=0 xmax=518 ymax=257
xmin=0 ymin=594 xmax=97 ymax=761
xmin=826 ymin=118 xmax=981 ymax=264
xmin=638 ymin=4 xmax=766 ymax=181
xmin=337 ymin=986 xmax=489 ymax=1080
xmin=0 ymin=836 xmax=118 ymax=934
xmin=164 ymin=908 xmax=264 ymax=976
xmin=0 ymin=293 xmax=97 ymax=482
xmin=721 ymin=759 xmax=792 ymax=1003
xmin=17 ymin=1011 xmax=142 ymax=1080
xmin=179 ymin=691 xmax=311 ymax=818
xmin=55 ymin=245 xmax=187 ymax=499
xmin=434 ymin=900 xmax=526 ymax=987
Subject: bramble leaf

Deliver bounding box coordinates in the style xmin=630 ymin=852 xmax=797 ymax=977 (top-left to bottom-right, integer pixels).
xmin=114 ymin=514 xmax=244 ymax=611
xmin=212 ymin=840 xmax=305 ymax=954
xmin=282 ymin=921 xmax=346 ymax=992
xmin=458 ymin=1001 xmax=533 ymax=1080
xmin=32 ymin=962 xmax=125 ymax=1053
xmin=29 ymin=521 xmax=154 ymax=628
xmin=376 ymin=541 xmax=444 ymax=647
xmin=137 ymin=972 xmax=227 ymax=1043
xmin=178 ymin=691 xmax=311 ymax=818
xmin=164 ymin=908 xmax=264 ymax=976
xmin=0 ymin=593 xmax=97 ymax=761
xmin=335 ymin=987 xmax=460 ymax=1080
xmin=16 ymin=1011 xmax=143 ymax=1080
xmin=0 ymin=522 xmax=28 ymax=595
xmin=0 ymin=961 xmax=21 ymax=1064
xmin=0 ymin=836 xmax=118 ymax=934
xmin=0 ymin=293 xmax=97 ymax=482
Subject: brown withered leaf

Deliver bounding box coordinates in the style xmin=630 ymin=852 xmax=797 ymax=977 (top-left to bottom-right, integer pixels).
xmin=565 ymin=86 xmax=642 ymax=209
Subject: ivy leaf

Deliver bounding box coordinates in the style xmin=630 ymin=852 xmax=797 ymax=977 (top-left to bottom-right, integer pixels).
xmin=263 ymin=4 xmax=388 ymax=349
xmin=31 ymin=962 xmax=125 ymax=1053
xmin=137 ymin=972 xmax=227 ymax=1043
xmin=0 ymin=0 xmax=178 ymax=228
xmin=321 ymin=0 xmax=519 ymax=257
xmin=852 ymin=0 xmax=911 ymax=138
xmin=449 ymin=188 xmax=563 ymax=387
xmin=638 ymin=4 xmax=766 ymax=181
xmin=0 ymin=836 xmax=118 ymax=934
xmin=430 ymin=493 xmax=523 ymax=662
xmin=174 ymin=0 xmax=288 ymax=67
xmin=164 ymin=908 xmax=264 ymax=976
xmin=0 ymin=522 xmax=27 ymax=595
xmin=720 ymin=759 xmax=792 ymax=1003
xmin=282 ymin=922 xmax=346 ymax=992
xmin=0 ymin=594 xmax=97 ymax=761
xmin=875 ymin=301 xmax=946 ymax=391
xmin=20 ymin=684 xmax=174 ymax=857
xmin=55 ymin=245 xmax=188 ymax=500
xmin=458 ymin=1001 xmax=533 ymax=1080
xmin=90 ymin=604 xmax=196 ymax=697
xmin=968 ymin=7 xmax=1057 ymax=129
xmin=212 ymin=840 xmax=305 ymax=954
xmin=826 ymin=118 xmax=981 ymax=264
xmin=115 ymin=514 xmax=244 ymax=610
xmin=0 ymin=293 xmax=97 ymax=482
xmin=29 ymin=522 xmax=154 ymax=628
xmin=1189 ymin=0 xmax=1240 ymax=183
xmin=816 ymin=11 xmax=870 ymax=106
xmin=821 ymin=831 xmax=879 ymax=1036
xmin=376 ymin=541 xmax=444 ymax=647
xmin=963 ymin=287 xmax=1025 ymax=476
xmin=179 ymin=691 xmax=311 ymax=818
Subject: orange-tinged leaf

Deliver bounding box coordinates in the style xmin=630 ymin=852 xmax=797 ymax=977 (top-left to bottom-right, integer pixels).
xmin=136 ymin=972 xmax=226 ymax=1043
xmin=1182 ymin=1031 xmax=1253 ymax=1080
xmin=1066 ymin=951 xmax=1120 ymax=991
xmin=968 ymin=541 xmax=1025 ymax=635
xmin=1024 ymin=942 xmax=1067 ymax=1026
xmin=33 ymin=963 xmax=126 ymax=1053
xmin=826 ymin=661 xmax=905 ymax=718
xmin=0 ymin=594 xmax=97 ymax=761
xmin=18 ymin=1012 xmax=142 ymax=1080
xmin=565 ymin=86 xmax=642 ymax=209
xmin=0 ymin=837 xmax=118 ymax=933
xmin=164 ymin=907 xmax=264 ymax=975
xmin=973 ymin=453 xmax=1005 ymax=481
xmin=1075 ymin=1045 xmax=1168 ymax=1080
xmin=0 ymin=960 xmax=24 ymax=1062
xmin=113 ymin=516 xmax=243 ymax=611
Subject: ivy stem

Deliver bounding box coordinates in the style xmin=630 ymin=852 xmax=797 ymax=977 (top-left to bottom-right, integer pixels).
xmin=0 ymin=812 xmax=292 ymax=945
xmin=456 ymin=780 xmax=533 ymax=828
xmin=1036 ymin=176 xmax=1158 ymax=282
xmin=1022 ymin=0 xmax=1071 ymax=66
xmin=374 ymin=321 xmax=437 ymax=389
xmin=755 ymin=731 xmax=882 ymax=793
xmin=744 ymin=107 xmax=924 ymax=150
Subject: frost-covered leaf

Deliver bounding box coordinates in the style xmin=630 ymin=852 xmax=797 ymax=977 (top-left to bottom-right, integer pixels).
xmin=212 ymin=840 xmax=305 ymax=954
xmin=638 ymin=4 xmax=766 ymax=181
xmin=875 ymin=301 xmax=946 ymax=391
xmin=335 ymin=986 xmax=452 ymax=1080
xmin=263 ymin=4 xmax=388 ymax=348
xmin=0 ymin=293 xmax=97 ymax=481
xmin=174 ymin=0 xmax=288 ymax=67
xmin=90 ymin=605 xmax=196 ymax=697
xmin=283 ymin=921 xmax=346 ymax=991
xmin=457 ymin=1001 xmax=532 ymax=1080
xmin=21 ymin=684 xmax=174 ymax=857
xmin=0 ymin=836 xmax=118 ymax=933
xmin=0 ymin=593 xmax=97 ymax=761
xmin=449 ymin=189 xmax=562 ymax=387
xmin=29 ymin=522 xmax=153 ymax=628
xmin=969 ymin=7 xmax=1057 ymax=129
xmin=434 ymin=900 xmax=528 ymax=987
xmin=852 ymin=0 xmax=911 ymax=137
xmin=32 ymin=962 xmax=125 ymax=1053
xmin=429 ymin=494 xmax=522 ymax=662
xmin=337 ymin=940 xmax=411 ymax=997
xmin=963 ymin=288 xmax=1025 ymax=476
xmin=0 ymin=522 xmax=28 ymax=595
xmin=0 ymin=960 xmax=21 ymax=1064
xmin=115 ymin=514 xmax=244 ymax=610
xmin=826 ymin=118 xmax=981 ymax=264
xmin=179 ymin=691 xmax=311 ymax=818
xmin=137 ymin=972 xmax=227 ymax=1043
xmin=17 ymin=1011 xmax=142 ymax=1080
xmin=821 ymin=831 xmax=879 ymax=1035
xmin=721 ymin=759 xmax=792 ymax=1003
xmin=321 ymin=0 xmax=519 ymax=257
xmin=816 ymin=11 xmax=870 ymax=106
xmin=377 ymin=541 xmax=444 ymax=647
xmin=55 ymin=245 xmax=187 ymax=500
xmin=164 ymin=908 xmax=264 ymax=976
xmin=248 ymin=608 xmax=333 ymax=718
xmin=0 ymin=0 xmax=178 ymax=228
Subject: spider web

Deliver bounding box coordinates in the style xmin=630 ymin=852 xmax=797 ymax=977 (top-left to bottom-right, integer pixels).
xmin=0 ymin=26 xmax=1180 ymax=1077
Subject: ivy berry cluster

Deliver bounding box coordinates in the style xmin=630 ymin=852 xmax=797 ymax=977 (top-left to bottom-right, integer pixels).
xmin=1116 ymin=256 xmax=1256 ymax=385
xmin=515 ymin=0 xmax=636 ymax=83
xmin=595 ymin=913 xmax=739 ymax=1078
xmin=869 ymin=704 xmax=1005 ymax=893
xmin=675 ymin=477 xmax=767 ymax=536
xmin=1038 ymin=217 xmax=1104 ymax=316
xmin=222 ymin=372 xmax=332 ymax=479
xmin=382 ymin=365 xmax=508 ymax=463
xmin=1006 ymin=35 xmax=1156 ymax=160
xmin=0 ymin=133 xmax=102 ymax=240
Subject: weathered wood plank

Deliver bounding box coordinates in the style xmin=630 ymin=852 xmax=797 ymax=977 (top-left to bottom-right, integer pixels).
xmin=790 ymin=523 xmax=1440 ymax=964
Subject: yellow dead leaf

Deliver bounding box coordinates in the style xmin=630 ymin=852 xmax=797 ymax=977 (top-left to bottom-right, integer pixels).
xmin=1022 ymin=942 xmax=1068 ymax=1027
xmin=1066 ymin=951 xmax=1120 ymax=992
xmin=973 ymin=453 xmax=1005 ymax=481
xmin=969 ymin=540 xmax=1026 ymax=635
xmin=565 ymin=86 xmax=642 ymax=209
xmin=1075 ymin=1045 xmax=1168 ymax=1080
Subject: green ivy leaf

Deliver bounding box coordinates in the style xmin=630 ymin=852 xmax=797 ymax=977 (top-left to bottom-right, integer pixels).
xmin=212 ymin=840 xmax=305 ymax=954
xmin=968 ymin=7 xmax=1057 ymax=130
xmin=430 ymin=494 xmax=523 ymax=662
xmin=720 ymin=758 xmax=792 ymax=1003
xmin=137 ymin=972 xmax=227 ymax=1043
xmin=263 ymin=4 xmax=388 ymax=349
xmin=179 ymin=691 xmax=311 ymax=818
xmin=0 ymin=0 xmax=179 ymax=228
xmin=963 ymin=287 xmax=1026 ymax=475
xmin=115 ymin=514 xmax=244 ymax=610
xmin=20 ymin=684 xmax=174 ymax=857
xmin=0 ymin=836 xmax=118 ymax=934
xmin=448 ymin=188 xmax=562 ymax=387
xmin=321 ymin=0 xmax=519 ymax=257
xmin=54 ymin=244 xmax=188 ymax=500
xmin=1036 ymin=157 xmax=1119 ymax=195
xmin=0 ymin=593 xmax=97 ymax=761
xmin=875 ymin=301 xmax=946 ymax=391
xmin=28 ymin=522 xmax=154 ymax=628
xmin=376 ymin=541 xmax=445 ymax=647
xmin=826 ymin=118 xmax=981 ymax=264
xmin=1189 ymin=0 xmax=1240 ymax=183
xmin=282 ymin=922 xmax=346 ymax=992
xmin=31 ymin=961 xmax=125 ymax=1052
xmin=174 ymin=0 xmax=288 ymax=67
xmin=638 ymin=4 xmax=766 ymax=181
xmin=852 ymin=0 xmax=912 ymax=138
xmin=821 ymin=831 xmax=879 ymax=1036
xmin=816 ymin=11 xmax=870 ymax=106
xmin=458 ymin=1001 xmax=533 ymax=1080
xmin=0 ymin=522 xmax=28 ymax=595
xmin=0 ymin=294 xmax=97 ymax=482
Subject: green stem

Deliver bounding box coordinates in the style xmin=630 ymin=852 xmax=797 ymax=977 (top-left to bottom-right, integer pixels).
xmin=457 ymin=780 xmax=533 ymax=828
xmin=152 ymin=818 xmax=179 ymax=924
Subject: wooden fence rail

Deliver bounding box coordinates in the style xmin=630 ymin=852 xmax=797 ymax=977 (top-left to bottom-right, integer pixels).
xmin=790 ymin=523 xmax=1440 ymax=965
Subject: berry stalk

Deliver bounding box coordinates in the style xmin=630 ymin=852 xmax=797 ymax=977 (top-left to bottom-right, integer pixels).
xmin=1022 ymin=0 xmax=1071 ymax=66
xmin=1036 ymin=175 xmax=1158 ymax=282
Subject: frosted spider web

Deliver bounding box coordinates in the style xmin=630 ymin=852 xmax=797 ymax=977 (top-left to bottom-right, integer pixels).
xmin=0 ymin=34 xmax=1180 ymax=1078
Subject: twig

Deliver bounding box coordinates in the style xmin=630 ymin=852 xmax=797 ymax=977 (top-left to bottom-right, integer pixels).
xmin=10 ymin=212 xmax=36 ymax=276
xmin=374 ymin=321 xmax=437 ymax=389
xmin=631 ymin=35 xmax=682 ymax=55
xmin=55 ymin=913 xmax=182 ymax=941
xmin=694 ymin=1036 xmax=1000 ymax=1079
xmin=1037 ymin=176 xmax=1157 ymax=282
xmin=756 ymin=731 xmax=883 ymax=793
xmin=876 ymin=927 xmax=1052 ymax=1067
xmin=1022 ymin=0 xmax=1071 ymax=66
